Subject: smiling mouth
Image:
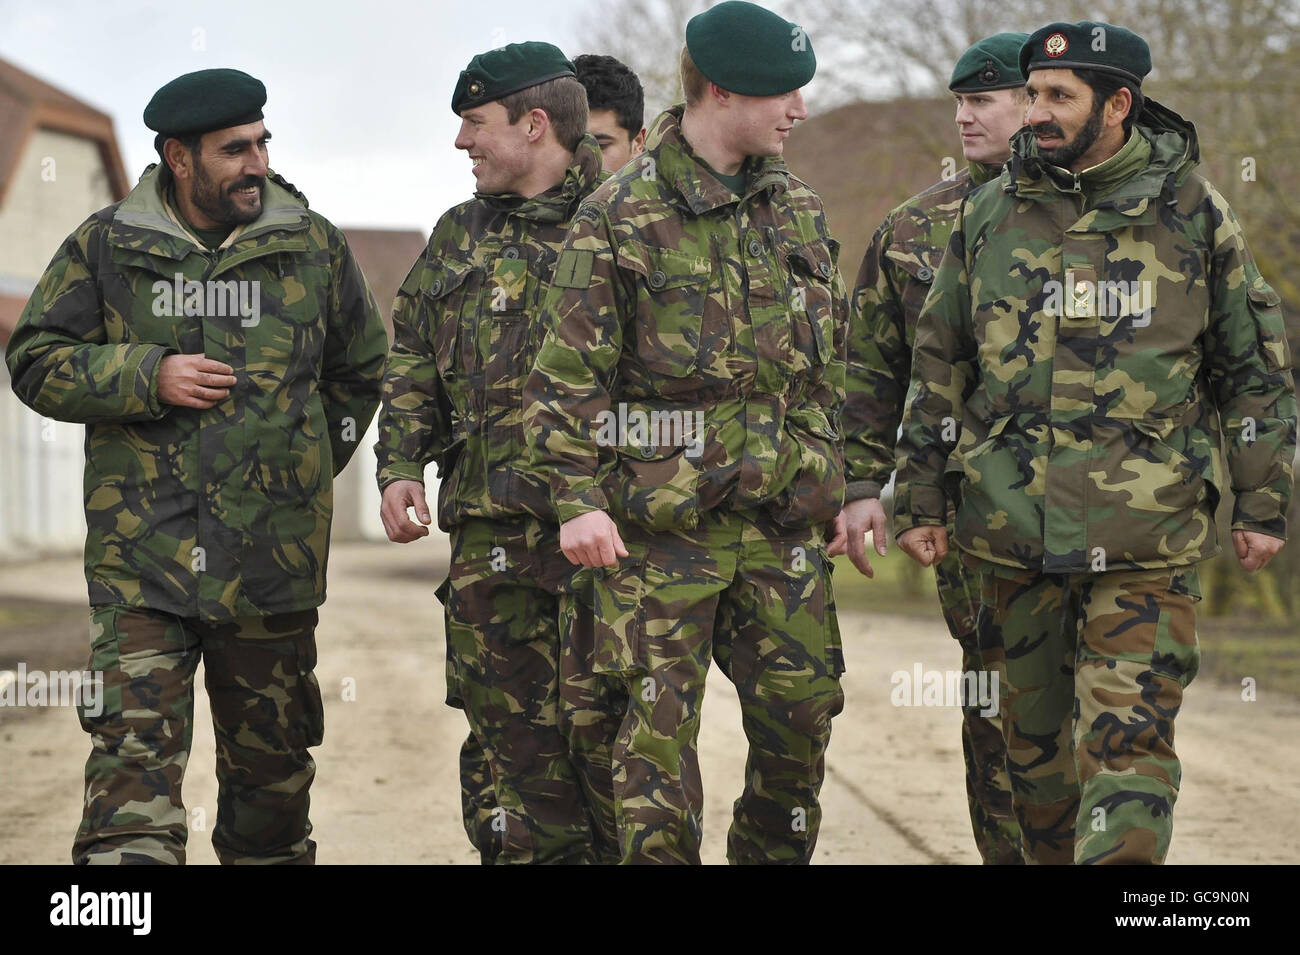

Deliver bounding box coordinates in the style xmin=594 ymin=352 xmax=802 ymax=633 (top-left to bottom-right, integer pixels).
xmin=471 ymin=157 xmax=484 ymax=166
xmin=232 ymin=184 xmax=261 ymax=200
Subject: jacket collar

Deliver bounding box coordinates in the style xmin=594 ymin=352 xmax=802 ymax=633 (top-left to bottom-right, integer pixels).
xmin=108 ymin=164 xmax=310 ymax=260
xmin=476 ymin=132 xmax=607 ymax=224
xmin=643 ymin=105 xmax=790 ymax=215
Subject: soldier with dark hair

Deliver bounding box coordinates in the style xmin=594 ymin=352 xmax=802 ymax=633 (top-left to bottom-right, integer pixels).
xmin=574 ymin=53 xmax=646 ymax=172
xmin=895 ymin=21 xmax=1296 ymax=864
xmin=6 ymin=68 xmax=388 ymax=864
xmin=375 ymin=41 xmax=610 ymax=864
xmin=841 ymin=32 xmax=1029 ymax=865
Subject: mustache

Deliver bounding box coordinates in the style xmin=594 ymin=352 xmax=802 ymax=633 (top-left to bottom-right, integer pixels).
xmin=227 ymin=176 xmax=264 ymax=194
xmin=1031 ymin=122 xmax=1066 ymax=139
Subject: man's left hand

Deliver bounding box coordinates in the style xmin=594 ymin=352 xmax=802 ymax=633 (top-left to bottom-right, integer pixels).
xmin=1234 ymin=529 xmax=1284 ymax=573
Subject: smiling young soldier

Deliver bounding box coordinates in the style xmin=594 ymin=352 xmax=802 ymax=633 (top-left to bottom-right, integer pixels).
xmin=524 ymin=0 xmax=848 ymax=865
xmin=374 ymin=42 xmax=610 ymax=864
xmin=574 ymin=53 xmax=646 ymax=173
xmin=837 ymin=33 xmax=1028 ymax=865
xmin=894 ymin=22 xmax=1296 ymax=864
xmin=6 ymin=68 xmax=388 ymax=864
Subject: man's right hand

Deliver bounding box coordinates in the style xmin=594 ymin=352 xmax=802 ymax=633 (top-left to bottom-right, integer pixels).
xmin=157 ymin=354 xmax=237 ymax=409
xmin=560 ymin=510 xmax=629 ymax=567
xmin=380 ymin=480 xmax=432 ymax=543
xmin=898 ymin=525 xmax=949 ymax=567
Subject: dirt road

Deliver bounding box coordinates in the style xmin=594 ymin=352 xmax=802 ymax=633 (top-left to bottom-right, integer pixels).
xmin=2 ymin=541 xmax=1297 ymax=864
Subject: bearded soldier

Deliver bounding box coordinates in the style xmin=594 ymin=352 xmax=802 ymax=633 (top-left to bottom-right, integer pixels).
xmin=374 ymin=42 xmax=610 ymax=864
xmin=524 ymin=0 xmax=848 ymax=865
xmin=838 ymin=33 xmax=1028 ymax=865
xmin=6 ymin=69 xmax=388 ymax=864
xmin=895 ymin=22 xmax=1296 ymax=864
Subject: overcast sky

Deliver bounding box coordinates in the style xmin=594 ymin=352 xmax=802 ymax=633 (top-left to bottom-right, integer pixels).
xmin=0 ymin=0 xmax=626 ymax=235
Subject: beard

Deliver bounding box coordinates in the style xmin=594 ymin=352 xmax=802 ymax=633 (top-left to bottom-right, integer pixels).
xmin=1033 ymin=102 xmax=1105 ymax=169
xmin=191 ymin=164 xmax=264 ymax=225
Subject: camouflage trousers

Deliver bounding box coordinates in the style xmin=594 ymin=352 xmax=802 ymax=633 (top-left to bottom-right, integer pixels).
xmin=439 ymin=516 xmax=600 ymax=864
xmin=932 ymin=545 xmax=1023 ymax=864
xmin=561 ymin=508 xmax=846 ymax=865
xmin=967 ymin=557 xmax=1202 ymax=864
xmin=74 ymin=605 xmax=322 ymax=865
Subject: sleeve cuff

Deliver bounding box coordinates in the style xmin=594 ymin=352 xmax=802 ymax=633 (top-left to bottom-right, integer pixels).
xmin=844 ymin=479 xmax=884 ymax=502
xmin=1231 ymin=489 xmax=1287 ymax=540
xmin=554 ymin=486 xmax=610 ymax=524
xmin=377 ymin=462 xmax=427 ymax=490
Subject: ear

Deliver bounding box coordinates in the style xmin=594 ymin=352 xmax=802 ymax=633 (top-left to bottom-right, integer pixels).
xmin=709 ymin=82 xmax=731 ymax=107
xmin=526 ymin=107 xmax=551 ymax=144
xmin=1107 ymin=86 xmax=1133 ymax=129
xmin=632 ymin=128 xmax=647 ymax=154
xmin=162 ymin=137 xmax=193 ymax=181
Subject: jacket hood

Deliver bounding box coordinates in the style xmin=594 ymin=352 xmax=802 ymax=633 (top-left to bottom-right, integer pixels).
xmin=110 ymin=164 xmax=310 ymax=259
xmin=1001 ymin=95 xmax=1200 ymax=203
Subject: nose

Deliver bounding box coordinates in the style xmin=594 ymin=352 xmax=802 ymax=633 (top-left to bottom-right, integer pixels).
xmin=955 ymin=99 xmax=973 ymax=126
xmin=1025 ymin=98 xmax=1049 ymax=127
xmin=454 ymin=119 xmax=473 ymax=151
xmin=788 ymin=89 xmax=808 ymax=121
xmin=246 ymin=147 xmax=268 ymax=178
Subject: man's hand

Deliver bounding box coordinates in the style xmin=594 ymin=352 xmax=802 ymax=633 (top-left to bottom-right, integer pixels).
xmin=898 ymin=525 xmax=949 ymax=568
xmin=560 ymin=510 xmax=628 ymax=567
xmin=380 ymin=480 xmax=432 ymax=543
xmin=1234 ymin=529 xmax=1284 ymax=573
xmin=157 ymin=354 xmax=237 ymax=409
xmin=827 ymin=497 xmax=889 ymax=578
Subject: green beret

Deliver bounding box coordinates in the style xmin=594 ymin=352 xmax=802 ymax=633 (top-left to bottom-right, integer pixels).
xmin=143 ymin=68 xmax=266 ymax=137
xmin=452 ymin=41 xmax=576 ymax=115
xmin=1020 ymin=21 xmax=1152 ymax=86
xmin=685 ymin=0 xmax=816 ymax=96
xmin=949 ymin=33 xmax=1029 ymax=92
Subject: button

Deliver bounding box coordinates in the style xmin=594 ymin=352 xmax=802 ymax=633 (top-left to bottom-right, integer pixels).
xmin=502 ymin=246 xmax=520 ymax=259
xmin=915 ymin=266 xmax=932 ymax=282
xmin=639 ymin=444 xmax=656 ymax=459
xmin=748 ymin=239 xmax=763 ymax=257
xmin=429 ymin=279 xmax=443 ymax=295
xmin=648 ymin=270 xmax=666 ymax=290
xmin=819 ymin=261 xmax=833 ymax=278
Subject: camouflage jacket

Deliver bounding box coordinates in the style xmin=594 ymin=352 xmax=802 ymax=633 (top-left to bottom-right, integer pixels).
xmin=895 ymin=99 xmax=1297 ymax=573
xmin=6 ymin=165 xmax=388 ymax=621
xmin=845 ymin=161 xmax=999 ymax=500
xmin=523 ymin=106 xmax=848 ymax=533
xmin=374 ymin=135 xmax=605 ymax=530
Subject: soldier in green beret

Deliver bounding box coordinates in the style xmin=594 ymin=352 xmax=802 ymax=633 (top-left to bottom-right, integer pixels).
xmin=838 ymin=32 xmax=1029 ymax=865
xmin=375 ymin=40 xmax=612 ymax=864
xmin=6 ymin=68 xmax=389 ymax=863
xmin=524 ymin=0 xmax=849 ymax=864
xmin=895 ymin=21 xmax=1296 ymax=863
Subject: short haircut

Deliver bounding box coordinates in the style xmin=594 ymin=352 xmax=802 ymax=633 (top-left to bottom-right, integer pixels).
xmin=155 ymin=131 xmax=203 ymax=193
xmin=500 ymin=75 xmax=590 ymax=153
xmin=574 ymin=53 xmax=645 ymax=136
xmin=680 ymin=45 xmax=708 ymax=106
xmin=1072 ymin=68 xmax=1143 ymax=135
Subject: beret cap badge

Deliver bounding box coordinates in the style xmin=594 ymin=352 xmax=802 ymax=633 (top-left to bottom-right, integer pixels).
xmin=979 ymin=59 xmax=1000 ymax=84
xmin=1045 ymin=33 xmax=1068 ymax=57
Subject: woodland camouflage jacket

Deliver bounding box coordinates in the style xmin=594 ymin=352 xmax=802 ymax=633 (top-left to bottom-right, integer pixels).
xmin=374 ymin=134 xmax=605 ymax=530
xmin=6 ymin=165 xmax=387 ymax=621
xmin=523 ymin=107 xmax=849 ymax=533
xmin=894 ymin=99 xmax=1296 ymax=573
xmin=845 ymin=160 xmax=999 ymax=500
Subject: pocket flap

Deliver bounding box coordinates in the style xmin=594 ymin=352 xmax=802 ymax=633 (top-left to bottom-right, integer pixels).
xmin=617 ymin=243 xmax=711 ymax=290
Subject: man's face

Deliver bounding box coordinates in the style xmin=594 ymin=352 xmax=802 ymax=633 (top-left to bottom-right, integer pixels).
xmin=953 ymin=87 xmax=1026 ymax=164
xmin=723 ymin=88 xmax=808 ymax=158
xmin=188 ymin=121 xmax=269 ymax=226
xmin=588 ymin=107 xmax=644 ymax=173
xmin=454 ymin=101 xmax=534 ymax=194
xmin=1024 ymin=68 xmax=1108 ymax=169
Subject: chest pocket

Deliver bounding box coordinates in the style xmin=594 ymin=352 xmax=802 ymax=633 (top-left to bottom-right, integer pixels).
xmin=620 ymin=244 xmax=711 ymax=378
xmin=785 ymin=239 xmax=837 ymax=370
xmin=423 ymin=259 xmax=480 ymax=378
